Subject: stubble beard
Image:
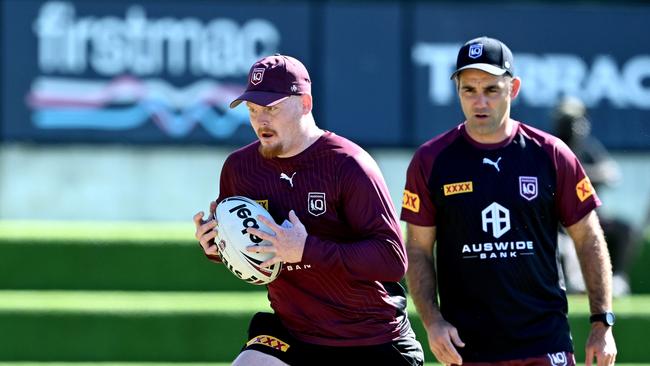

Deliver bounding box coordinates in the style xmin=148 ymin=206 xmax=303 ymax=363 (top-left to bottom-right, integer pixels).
xmin=258 ymin=142 xmax=284 ymax=159
xmin=256 ymin=126 xmax=284 ymax=159
xmin=469 ymin=120 xmax=498 ymax=136
xmin=466 ymin=114 xmax=511 ymax=143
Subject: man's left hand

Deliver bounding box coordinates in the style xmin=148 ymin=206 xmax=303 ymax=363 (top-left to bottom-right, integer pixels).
xmin=246 ymin=210 xmax=307 ymax=267
xmin=585 ymin=323 xmax=616 ymax=366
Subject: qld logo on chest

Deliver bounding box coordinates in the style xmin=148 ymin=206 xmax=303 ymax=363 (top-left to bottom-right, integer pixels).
xmin=308 ymin=192 xmax=326 ymax=216
xmin=519 ymin=176 xmax=538 ymax=201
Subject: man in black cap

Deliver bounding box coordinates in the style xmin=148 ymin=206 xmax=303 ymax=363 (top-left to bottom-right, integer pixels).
xmin=401 ymin=37 xmax=617 ymax=366
xmin=193 ymin=54 xmax=423 ymax=365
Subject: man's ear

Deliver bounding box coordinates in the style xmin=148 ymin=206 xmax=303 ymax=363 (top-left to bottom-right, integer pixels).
xmin=301 ymin=94 xmax=313 ymax=114
xmin=510 ymin=77 xmax=522 ymax=99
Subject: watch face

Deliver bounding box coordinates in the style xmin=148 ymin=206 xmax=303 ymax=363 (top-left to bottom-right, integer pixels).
xmin=605 ymin=312 xmax=616 ymax=325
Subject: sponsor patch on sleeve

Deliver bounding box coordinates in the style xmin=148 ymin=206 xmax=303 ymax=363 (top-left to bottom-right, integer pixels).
xmin=443 ymin=181 xmax=473 ymax=196
xmin=246 ymin=334 xmax=290 ymax=352
xmin=256 ymin=199 xmax=269 ymax=210
xmin=402 ymin=190 xmax=420 ymax=213
xmin=576 ymin=177 xmax=594 ymax=202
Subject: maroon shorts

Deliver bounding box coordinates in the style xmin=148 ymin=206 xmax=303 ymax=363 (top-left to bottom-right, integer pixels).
xmin=456 ymin=351 xmax=575 ymax=366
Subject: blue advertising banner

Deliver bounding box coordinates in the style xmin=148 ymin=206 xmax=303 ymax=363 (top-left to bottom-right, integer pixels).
xmin=411 ymin=3 xmax=650 ymax=149
xmin=2 ymin=1 xmax=649 ymax=149
xmin=321 ymin=2 xmax=404 ymax=146
xmin=1 ymin=0 xmax=311 ymax=144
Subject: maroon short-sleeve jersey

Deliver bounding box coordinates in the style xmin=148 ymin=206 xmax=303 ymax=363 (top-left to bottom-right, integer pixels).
xmin=401 ymin=121 xmax=600 ymax=361
xmin=218 ymin=131 xmax=413 ymax=346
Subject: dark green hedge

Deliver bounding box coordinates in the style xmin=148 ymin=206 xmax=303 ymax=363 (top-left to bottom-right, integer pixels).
xmin=2 ymin=236 xmax=648 ymax=293
xmin=0 ymin=239 xmax=262 ymax=292
xmin=630 ymin=235 xmax=650 ymax=293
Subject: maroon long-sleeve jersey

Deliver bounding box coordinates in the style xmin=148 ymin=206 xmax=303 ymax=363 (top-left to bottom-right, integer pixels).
xmin=217 ymin=131 xmax=413 ymax=346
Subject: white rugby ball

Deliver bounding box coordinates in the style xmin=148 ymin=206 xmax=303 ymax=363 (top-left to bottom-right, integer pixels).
xmin=215 ymin=196 xmax=281 ymax=285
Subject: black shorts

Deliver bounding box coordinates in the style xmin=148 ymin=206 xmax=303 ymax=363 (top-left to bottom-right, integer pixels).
xmin=457 ymin=351 xmax=576 ymax=366
xmin=241 ymin=312 xmax=424 ymax=366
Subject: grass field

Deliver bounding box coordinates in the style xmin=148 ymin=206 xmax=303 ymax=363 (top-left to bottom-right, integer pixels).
xmin=1 ymin=221 xmax=648 ymax=364
xmin=0 ymin=221 xmax=192 ymax=242
xmin=2 ymin=290 xmax=650 ymax=316
xmin=2 ymin=219 xmax=644 ymax=243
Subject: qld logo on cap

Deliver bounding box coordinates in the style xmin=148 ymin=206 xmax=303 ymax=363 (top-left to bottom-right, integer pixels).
xmin=469 ymin=44 xmax=483 ymax=59
xmin=251 ymin=67 xmax=265 ymax=85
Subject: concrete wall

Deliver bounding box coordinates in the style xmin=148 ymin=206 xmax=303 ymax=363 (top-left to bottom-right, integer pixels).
xmin=0 ymin=144 xmax=226 ymax=222
xmin=1 ymin=144 xmax=648 ymax=231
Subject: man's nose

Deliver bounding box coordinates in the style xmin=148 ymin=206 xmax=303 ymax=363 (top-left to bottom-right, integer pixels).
xmin=257 ymin=117 xmax=270 ymax=126
xmin=254 ymin=111 xmax=271 ymax=125
xmin=474 ymin=94 xmax=488 ymax=107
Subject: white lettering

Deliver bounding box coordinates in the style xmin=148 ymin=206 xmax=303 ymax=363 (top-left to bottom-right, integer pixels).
xmin=517 ymin=54 xmax=588 ymax=107
xmin=284 ymin=263 xmax=311 ymax=271
xmin=310 ymin=199 xmax=324 ymax=211
xmin=624 ymin=56 xmax=650 ymax=108
xmin=583 ymin=55 xmax=626 ymax=108
xmin=522 ymin=182 xmax=536 ymax=195
xmin=412 ymin=42 xmax=650 ymax=109
xmin=33 ymin=2 xmax=280 ymax=76
xmin=462 ymin=241 xmax=535 ymax=260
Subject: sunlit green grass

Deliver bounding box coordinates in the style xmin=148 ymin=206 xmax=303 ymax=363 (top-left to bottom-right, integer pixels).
xmin=0 ymin=220 xmax=192 ymax=242
xmin=0 ymin=291 xmax=271 ymax=314
xmin=2 ymin=290 xmax=649 ymax=316
xmin=1 ymin=219 xmax=647 ymax=243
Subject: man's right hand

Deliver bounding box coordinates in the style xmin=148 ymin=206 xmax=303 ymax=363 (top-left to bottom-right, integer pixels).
xmin=193 ymin=201 xmax=220 ymax=262
xmin=426 ymin=317 xmax=465 ymax=365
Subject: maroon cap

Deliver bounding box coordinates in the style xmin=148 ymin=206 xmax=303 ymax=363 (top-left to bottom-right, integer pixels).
xmin=229 ymin=54 xmax=311 ymax=109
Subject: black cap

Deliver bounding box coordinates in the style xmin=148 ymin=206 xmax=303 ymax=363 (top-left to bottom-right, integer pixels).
xmin=451 ymin=36 xmax=514 ymax=79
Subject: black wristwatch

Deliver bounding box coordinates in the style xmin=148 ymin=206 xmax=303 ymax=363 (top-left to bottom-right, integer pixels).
xmin=589 ymin=311 xmax=616 ymax=326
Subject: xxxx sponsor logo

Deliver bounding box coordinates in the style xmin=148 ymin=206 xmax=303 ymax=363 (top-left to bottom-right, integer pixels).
xmin=256 ymin=200 xmax=269 ymax=210
xmin=246 ymin=334 xmax=290 ymax=352
xmin=576 ymin=177 xmax=594 ymax=202
xmin=402 ymin=190 xmax=420 ymax=213
xmin=443 ymin=181 xmax=473 ymax=196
